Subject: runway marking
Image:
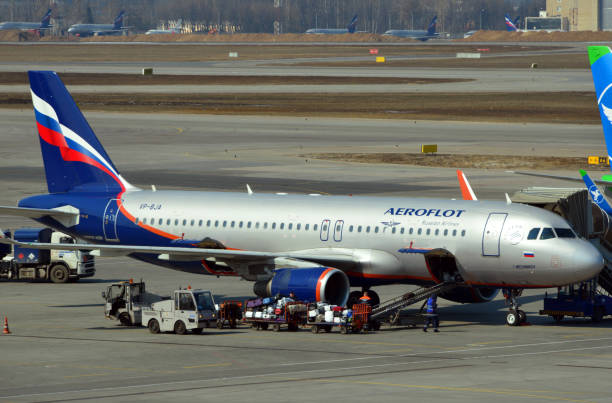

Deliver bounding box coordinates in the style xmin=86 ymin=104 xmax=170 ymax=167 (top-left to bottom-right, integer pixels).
xmin=63 ymin=373 xmax=109 ymax=379
xmin=182 ymin=362 xmax=232 ymax=369
xmin=305 ymin=378 xmax=595 ymax=403
xmin=466 ymin=339 xmax=512 ymax=347
xmin=2 ymin=344 xmax=609 ymax=401
xmin=558 ymin=352 xmax=612 ymax=359
xmin=280 ymin=336 xmax=612 ymax=366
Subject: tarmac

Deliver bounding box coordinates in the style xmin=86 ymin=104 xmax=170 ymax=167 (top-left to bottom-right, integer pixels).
xmin=0 ymin=45 xmax=611 ymax=402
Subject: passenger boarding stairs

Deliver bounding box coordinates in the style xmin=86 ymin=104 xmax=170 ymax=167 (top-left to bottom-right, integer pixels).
xmin=370 ymin=282 xmax=456 ymax=324
xmin=598 ymin=263 xmax=612 ymax=296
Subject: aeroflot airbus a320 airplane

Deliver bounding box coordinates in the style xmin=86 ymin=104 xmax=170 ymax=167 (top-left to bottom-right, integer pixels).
xmin=0 ymin=71 xmax=604 ymax=323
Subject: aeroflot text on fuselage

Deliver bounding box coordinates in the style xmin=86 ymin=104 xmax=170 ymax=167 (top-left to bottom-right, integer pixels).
xmin=384 ymin=208 xmax=467 ymax=217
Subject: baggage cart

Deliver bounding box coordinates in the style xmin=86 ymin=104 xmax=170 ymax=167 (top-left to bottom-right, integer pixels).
xmin=244 ymin=299 xmax=307 ymax=331
xmin=216 ymin=300 xmax=243 ymax=329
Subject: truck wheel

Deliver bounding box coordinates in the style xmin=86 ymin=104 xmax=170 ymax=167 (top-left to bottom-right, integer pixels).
xmin=148 ymin=319 xmax=160 ymax=334
xmin=174 ymin=320 xmax=187 ymax=335
xmin=118 ymin=312 xmax=132 ymax=326
xmin=49 ymin=264 xmax=69 ymax=284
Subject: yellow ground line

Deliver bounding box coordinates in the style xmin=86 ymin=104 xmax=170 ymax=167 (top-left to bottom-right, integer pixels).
xmin=64 ymin=373 xmax=109 ymax=379
xmin=182 ymin=362 xmax=232 ymax=369
xmin=295 ymin=378 xmax=595 ymax=403
xmin=559 ymin=352 xmax=612 ymax=358
xmin=467 ymin=340 xmax=512 ymax=346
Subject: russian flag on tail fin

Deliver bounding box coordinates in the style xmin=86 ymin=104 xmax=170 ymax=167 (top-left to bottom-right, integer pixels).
xmin=29 ymin=71 xmax=134 ymax=194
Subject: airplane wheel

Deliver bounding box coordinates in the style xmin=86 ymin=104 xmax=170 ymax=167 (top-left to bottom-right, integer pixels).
xmin=506 ymin=310 xmax=519 ymax=326
xmin=367 ymin=290 xmax=380 ymax=307
xmin=518 ymin=310 xmax=527 ymax=324
xmin=347 ymin=291 xmax=362 ymax=308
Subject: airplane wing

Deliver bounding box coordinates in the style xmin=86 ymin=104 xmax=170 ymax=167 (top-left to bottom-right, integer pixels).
xmin=0 ymin=205 xmax=79 ymax=227
xmin=0 ymin=236 xmax=356 ymax=265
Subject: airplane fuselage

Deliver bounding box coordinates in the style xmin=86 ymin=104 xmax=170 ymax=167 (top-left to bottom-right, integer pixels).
xmin=20 ymin=189 xmax=603 ymax=289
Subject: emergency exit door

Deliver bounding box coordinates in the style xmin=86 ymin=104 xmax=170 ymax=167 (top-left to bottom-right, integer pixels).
xmin=482 ymin=213 xmax=507 ymax=257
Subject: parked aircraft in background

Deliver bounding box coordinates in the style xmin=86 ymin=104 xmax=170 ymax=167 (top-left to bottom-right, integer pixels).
xmin=67 ymin=10 xmax=127 ymax=37
xmin=305 ymin=15 xmax=358 ymax=34
xmin=581 ymin=170 xmax=612 ymax=214
xmin=145 ymin=19 xmax=182 ymax=35
xmin=505 ymin=14 xmax=520 ymax=31
xmin=383 ymin=16 xmax=439 ymax=41
xmin=0 ymin=71 xmax=603 ymax=326
xmin=0 ymin=9 xmax=52 ymax=34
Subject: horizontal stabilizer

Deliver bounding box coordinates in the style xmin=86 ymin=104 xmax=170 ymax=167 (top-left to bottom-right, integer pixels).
xmin=0 ymin=205 xmax=80 ymax=227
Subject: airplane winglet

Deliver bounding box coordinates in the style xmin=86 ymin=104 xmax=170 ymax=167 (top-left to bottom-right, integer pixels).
xmin=581 ymin=169 xmax=612 ymax=214
xmin=457 ymin=169 xmax=477 ymax=201
xmin=246 ymin=184 xmax=253 ymax=195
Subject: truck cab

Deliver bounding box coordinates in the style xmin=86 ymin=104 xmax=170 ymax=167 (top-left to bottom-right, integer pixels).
xmin=142 ymin=288 xmax=217 ymax=335
xmin=103 ymin=280 xmax=155 ymax=326
xmin=0 ymin=228 xmax=95 ymax=283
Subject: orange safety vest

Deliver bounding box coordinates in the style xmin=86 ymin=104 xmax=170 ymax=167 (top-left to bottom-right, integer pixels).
xmin=359 ymin=295 xmax=371 ymax=302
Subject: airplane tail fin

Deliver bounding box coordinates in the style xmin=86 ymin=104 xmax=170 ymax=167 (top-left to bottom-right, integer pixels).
xmin=427 ymin=16 xmax=437 ymax=35
xmin=40 ymin=9 xmax=52 ymax=28
xmin=113 ymin=10 xmax=125 ymax=29
xmin=588 ymin=46 xmax=612 ymax=169
xmin=505 ymin=14 xmax=518 ymax=31
xmin=457 ymin=169 xmax=477 ymax=201
xmin=347 ymin=15 xmax=358 ymax=33
xmin=28 ymin=71 xmax=133 ymax=194
xmin=581 ymin=169 xmax=612 ymax=214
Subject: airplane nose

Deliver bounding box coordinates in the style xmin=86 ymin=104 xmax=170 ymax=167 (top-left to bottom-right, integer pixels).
xmin=572 ymin=242 xmax=604 ymax=282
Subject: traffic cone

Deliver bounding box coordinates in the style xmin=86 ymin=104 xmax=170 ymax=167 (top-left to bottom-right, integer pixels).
xmin=3 ymin=316 xmax=10 ymax=334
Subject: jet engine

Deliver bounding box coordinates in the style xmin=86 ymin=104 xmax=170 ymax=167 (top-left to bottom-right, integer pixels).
xmin=253 ymin=267 xmax=350 ymax=306
xmin=440 ymin=286 xmax=499 ymax=303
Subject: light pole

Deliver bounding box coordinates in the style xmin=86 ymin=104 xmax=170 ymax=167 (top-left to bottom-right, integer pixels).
xmin=479 ymin=8 xmax=485 ymax=30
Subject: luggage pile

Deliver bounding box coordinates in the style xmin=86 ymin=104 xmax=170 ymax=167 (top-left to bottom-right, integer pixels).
xmin=307 ymin=302 xmax=372 ymax=334
xmin=243 ymin=296 xmax=307 ymax=331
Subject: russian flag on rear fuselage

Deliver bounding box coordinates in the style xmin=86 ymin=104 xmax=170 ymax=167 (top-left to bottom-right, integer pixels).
xmin=523 ymin=252 xmax=535 ymax=258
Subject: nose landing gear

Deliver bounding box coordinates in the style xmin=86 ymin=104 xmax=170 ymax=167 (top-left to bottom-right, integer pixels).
xmin=504 ymin=288 xmax=526 ymax=326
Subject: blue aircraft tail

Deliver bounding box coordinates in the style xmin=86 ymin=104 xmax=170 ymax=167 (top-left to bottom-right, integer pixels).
xmin=28 ymin=71 xmax=131 ymax=194
xmin=40 ymin=9 xmax=52 ymax=28
xmin=427 ymin=16 xmax=437 ymax=36
xmin=505 ymin=14 xmax=518 ymax=31
xmin=588 ymin=46 xmax=612 ymax=169
xmin=347 ymin=15 xmax=358 ymax=33
xmin=581 ymin=169 xmax=612 ymax=214
xmin=113 ymin=10 xmax=125 ymax=30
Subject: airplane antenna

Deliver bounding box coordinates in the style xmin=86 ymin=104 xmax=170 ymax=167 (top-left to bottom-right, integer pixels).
xmin=505 ymin=193 xmax=512 ymax=205
xmin=246 ymin=184 xmax=253 ymax=195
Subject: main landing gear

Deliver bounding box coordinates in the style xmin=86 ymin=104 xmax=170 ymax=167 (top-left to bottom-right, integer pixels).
xmin=347 ymin=288 xmax=380 ymax=308
xmin=504 ymin=288 xmax=527 ymax=326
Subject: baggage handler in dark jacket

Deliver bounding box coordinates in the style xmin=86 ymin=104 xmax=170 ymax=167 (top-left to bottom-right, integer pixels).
xmin=423 ymin=295 xmax=439 ymax=332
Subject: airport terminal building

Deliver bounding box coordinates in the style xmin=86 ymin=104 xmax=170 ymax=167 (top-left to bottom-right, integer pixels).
xmin=546 ymin=0 xmax=610 ymax=31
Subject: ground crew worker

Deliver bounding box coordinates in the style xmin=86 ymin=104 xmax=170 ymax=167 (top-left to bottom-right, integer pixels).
xmin=359 ymin=291 xmax=372 ymax=305
xmin=288 ymin=291 xmax=296 ymax=300
xmin=423 ymin=294 xmax=439 ymax=332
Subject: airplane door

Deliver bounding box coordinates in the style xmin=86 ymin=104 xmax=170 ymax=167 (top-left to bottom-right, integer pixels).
xmin=333 ymin=220 xmax=344 ymax=242
xmin=103 ymin=199 xmax=120 ymax=241
xmin=320 ymin=219 xmax=330 ymax=241
xmin=482 ymin=213 xmax=507 ymax=257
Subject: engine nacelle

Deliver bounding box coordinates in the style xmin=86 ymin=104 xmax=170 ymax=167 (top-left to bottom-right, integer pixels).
xmin=440 ymin=286 xmax=499 ymax=304
xmin=253 ymin=267 xmax=350 ymax=306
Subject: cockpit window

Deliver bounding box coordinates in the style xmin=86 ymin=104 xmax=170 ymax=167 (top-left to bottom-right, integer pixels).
xmin=554 ymin=228 xmax=576 ymax=238
xmin=527 ymin=228 xmax=540 ymax=240
xmin=540 ymin=227 xmax=556 ymax=240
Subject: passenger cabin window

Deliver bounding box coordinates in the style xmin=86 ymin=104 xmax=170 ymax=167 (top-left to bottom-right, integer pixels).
xmin=392 ymin=227 xmax=396 ymax=234
xmin=357 ymin=226 xmax=362 ymax=233
xmin=142 ymin=218 xmax=147 ymax=224
xmin=272 ymin=223 xmax=276 ymax=230
xmin=215 ymin=220 xmax=219 ymax=227
xmin=166 ymin=219 xmax=171 ymax=225
xmin=527 ymin=228 xmax=540 ymax=240
xmin=207 ymin=220 xmax=211 ymax=227
xmin=198 ymin=220 xmax=203 ymax=226
xmin=263 ymin=222 xmax=268 ymax=229
xmin=540 ymin=227 xmax=556 ymax=240
xmin=158 ymin=218 xmax=163 ymax=225
xmin=288 ymin=223 xmax=293 ymax=230
xmin=297 ymin=224 xmax=301 ymax=231
xmin=256 ymin=222 xmax=260 ymax=229
xmin=280 ymin=223 xmax=285 ymax=230
xmin=223 ymin=220 xmax=227 ymax=227
xmin=247 ymin=222 xmax=252 ymax=229
xmin=175 ymin=219 xmax=179 ymax=226
xmin=555 ymin=228 xmax=576 ymax=238
xmin=305 ymin=224 xmax=310 ymax=231
xmin=314 ymin=224 xmax=318 ymax=231
xmin=461 ymin=230 xmax=466 ymax=237
xmin=374 ymin=227 xmax=379 ymax=234
xmin=239 ymin=221 xmax=243 ymax=228
xmin=231 ymin=221 xmax=235 ymax=228
xmin=349 ymin=225 xmax=354 ymax=232
xmin=401 ymin=228 xmax=405 ymax=235
xmin=183 ymin=219 xmax=187 ymax=226
xmin=190 ymin=219 xmax=195 ymax=226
